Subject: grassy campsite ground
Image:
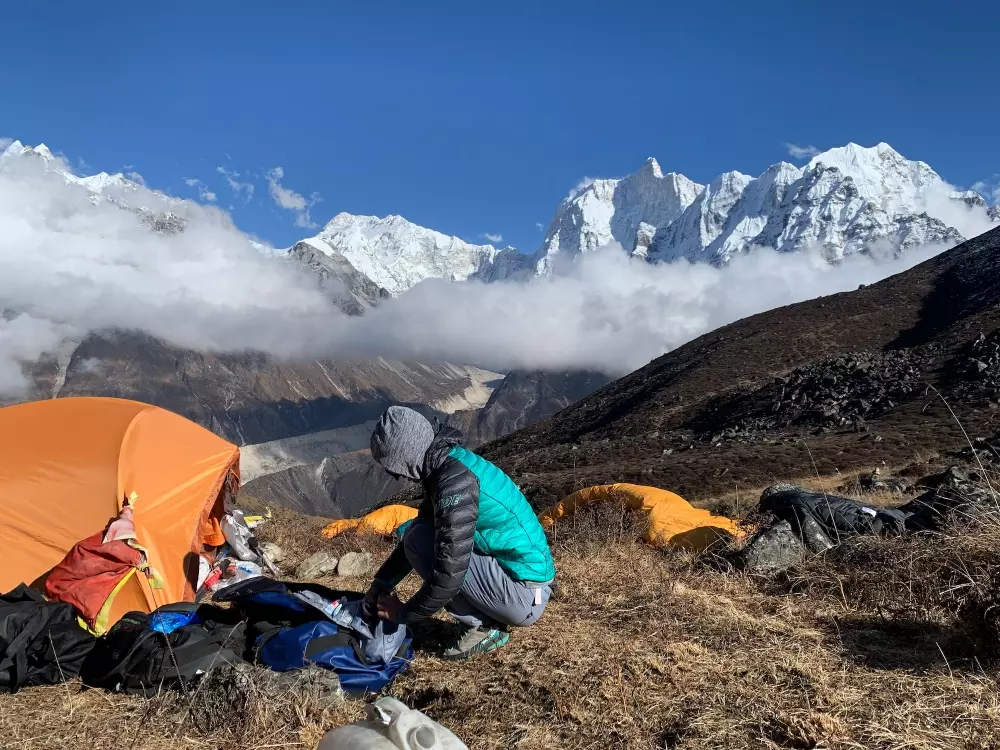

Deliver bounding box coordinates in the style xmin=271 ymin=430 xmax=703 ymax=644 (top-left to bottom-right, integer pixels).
xmin=2 ymin=476 xmax=1000 ymax=750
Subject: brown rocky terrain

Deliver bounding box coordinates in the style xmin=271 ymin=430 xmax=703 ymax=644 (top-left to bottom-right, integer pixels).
xmin=483 ymin=227 xmax=1000 ymax=508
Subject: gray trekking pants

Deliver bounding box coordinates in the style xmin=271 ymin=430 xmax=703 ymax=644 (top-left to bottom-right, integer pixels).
xmin=402 ymin=519 xmax=552 ymax=629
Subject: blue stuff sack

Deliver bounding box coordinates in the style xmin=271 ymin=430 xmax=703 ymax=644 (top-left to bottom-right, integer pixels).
xmin=258 ymin=620 xmax=413 ymax=694
xmin=149 ymin=610 xmax=202 ymax=634
xmin=214 ymin=578 xmax=413 ymax=694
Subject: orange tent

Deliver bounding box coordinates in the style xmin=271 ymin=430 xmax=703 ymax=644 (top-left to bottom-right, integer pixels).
xmin=0 ymin=397 xmax=239 ymax=626
xmin=539 ymin=483 xmax=744 ymax=551
xmin=321 ymin=504 xmax=418 ymax=539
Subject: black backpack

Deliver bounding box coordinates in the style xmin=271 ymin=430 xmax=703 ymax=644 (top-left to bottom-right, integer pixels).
xmin=0 ymin=584 xmax=96 ymax=693
xmin=81 ymin=605 xmax=246 ymax=697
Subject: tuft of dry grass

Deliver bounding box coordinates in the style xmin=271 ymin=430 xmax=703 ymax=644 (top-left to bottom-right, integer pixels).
xmin=386 ymin=521 xmax=1000 ymax=749
xmin=4 ymin=488 xmax=1000 ymax=749
xmin=0 ymin=665 xmax=362 ymax=750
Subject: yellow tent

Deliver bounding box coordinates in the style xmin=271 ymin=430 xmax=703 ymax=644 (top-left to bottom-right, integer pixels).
xmin=322 ymin=504 xmax=418 ymax=539
xmin=540 ymin=483 xmax=743 ymax=551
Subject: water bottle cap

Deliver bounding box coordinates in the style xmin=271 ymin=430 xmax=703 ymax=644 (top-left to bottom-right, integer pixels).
xmin=409 ymin=725 xmax=437 ymax=749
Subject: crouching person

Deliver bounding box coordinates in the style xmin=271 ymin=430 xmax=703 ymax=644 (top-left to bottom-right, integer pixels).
xmin=361 ymin=406 xmax=555 ymax=660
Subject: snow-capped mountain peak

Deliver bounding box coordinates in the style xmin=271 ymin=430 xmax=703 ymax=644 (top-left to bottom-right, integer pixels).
xmin=291 ymin=142 xmax=995 ymax=294
xmin=641 ymin=156 xmax=663 ymax=178
xmin=536 ymin=157 xmax=704 ymax=273
xmin=2 ymin=139 xmax=144 ymax=198
xmin=302 ymin=212 xmax=530 ymax=296
xmin=534 ymin=142 xmax=996 ymax=269
xmin=25 ymin=142 xmax=55 ymax=161
xmin=807 ymin=142 xmax=943 ymax=214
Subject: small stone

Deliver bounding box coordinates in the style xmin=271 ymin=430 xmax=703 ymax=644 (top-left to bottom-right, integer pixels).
xmin=337 ymin=551 xmax=374 ymax=577
xmin=298 ymin=551 xmax=338 ymax=579
xmin=262 ymin=542 xmax=284 ymax=563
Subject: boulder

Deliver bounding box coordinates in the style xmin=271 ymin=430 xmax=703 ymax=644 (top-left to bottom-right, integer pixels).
xmin=337 ymin=551 xmax=374 ymax=577
xmin=298 ymin=551 xmax=338 ymax=579
xmin=731 ymin=521 xmax=807 ymax=574
xmin=900 ymin=466 xmax=999 ymax=531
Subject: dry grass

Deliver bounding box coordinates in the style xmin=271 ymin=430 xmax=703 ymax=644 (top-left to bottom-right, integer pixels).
xmin=4 ymin=495 xmax=1000 ymax=749
xmin=0 ymin=664 xmax=362 ymax=750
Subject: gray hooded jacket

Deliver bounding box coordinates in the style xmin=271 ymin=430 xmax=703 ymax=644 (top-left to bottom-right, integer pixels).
xmin=369 ymin=406 xmax=435 ymax=481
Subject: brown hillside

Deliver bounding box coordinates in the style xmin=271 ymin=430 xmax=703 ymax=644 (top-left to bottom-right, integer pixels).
xmin=483 ymin=227 xmax=1000 ymax=507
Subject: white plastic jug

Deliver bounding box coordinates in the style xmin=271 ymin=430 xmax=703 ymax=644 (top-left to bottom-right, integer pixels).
xmin=318 ymin=697 xmax=468 ymax=750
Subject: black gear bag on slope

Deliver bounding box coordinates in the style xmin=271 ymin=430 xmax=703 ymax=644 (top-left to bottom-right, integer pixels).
xmin=0 ymin=584 xmax=96 ymax=693
xmin=759 ymin=485 xmax=909 ymax=547
xmin=81 ymin=604 xmax=246 ymax=697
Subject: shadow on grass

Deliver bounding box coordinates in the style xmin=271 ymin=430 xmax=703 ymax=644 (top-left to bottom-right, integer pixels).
xmin=828 ymin=615 xmax=982 ymax=674
xmin=407 ymin=617 xmax=458 ymax=655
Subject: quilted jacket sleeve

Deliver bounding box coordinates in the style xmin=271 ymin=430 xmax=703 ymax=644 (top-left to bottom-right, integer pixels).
xmin=401 ymin=457 xmax=479 ymax=624
xmin=367 ymin=498 xmax=432 ymax=602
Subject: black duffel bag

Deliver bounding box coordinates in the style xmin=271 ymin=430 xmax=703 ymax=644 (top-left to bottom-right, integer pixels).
xmin=0 ymin=584 xmax=96 ymax=693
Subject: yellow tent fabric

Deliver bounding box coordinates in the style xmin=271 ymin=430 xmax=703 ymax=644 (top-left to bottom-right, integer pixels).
xmin=0 ymin=397 xmax=240 ymax=626
xmin=322 ymin=504 xmax=418 ymax=539
xmin=539 ymin=483 xmax=743 ymax=551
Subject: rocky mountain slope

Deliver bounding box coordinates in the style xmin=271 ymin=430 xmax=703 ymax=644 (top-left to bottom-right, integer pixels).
xmin=482 ymin=226 xmax=1000 ymax=507
xmin=446 ymin=369 xmax=610 ymax=447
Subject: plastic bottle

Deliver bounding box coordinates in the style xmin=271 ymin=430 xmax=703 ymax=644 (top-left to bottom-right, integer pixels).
xmin=318 ymin=697 xmax=468 ymax=750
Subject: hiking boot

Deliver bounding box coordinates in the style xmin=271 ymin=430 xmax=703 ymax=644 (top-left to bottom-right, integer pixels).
xmin=442 ymin=624 xmax=510 ymax=660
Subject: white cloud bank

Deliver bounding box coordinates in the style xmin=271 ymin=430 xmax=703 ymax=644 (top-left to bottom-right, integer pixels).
xmin=323 ymin=241 xmax=950 ymax=374
xmin=483 ymin=232 xmax=503 ymax=243
xmin=0 ymin=152 xmax=337 ymax=393
xmin=0 ymin=147 xmax=991 ymax=397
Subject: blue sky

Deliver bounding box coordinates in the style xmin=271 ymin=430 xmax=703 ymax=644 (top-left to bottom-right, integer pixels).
xmin=2 ymin=1 xmax=996 ymax=252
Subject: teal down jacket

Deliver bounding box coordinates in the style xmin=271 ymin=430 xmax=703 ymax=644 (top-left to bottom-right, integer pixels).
xmin=450 ymin=445 xmax=555 ymax=583
xmin=371 ymin=438 xmax=555 ymax=623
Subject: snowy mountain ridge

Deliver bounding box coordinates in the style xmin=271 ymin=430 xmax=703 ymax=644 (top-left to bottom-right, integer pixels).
xmin=301 ymin=143 xmax=996 ymax=295
xmin=301 ymin=212 xmax=531 ymax=296
xmin=5 ymin=138 xmax=995 ymax=298
xmin=2 ymin=140 xmax=147 ymax=200
xmin=536 ymin=142 xmax=995 ymax=270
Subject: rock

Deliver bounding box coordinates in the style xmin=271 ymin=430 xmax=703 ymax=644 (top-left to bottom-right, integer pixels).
xmin=731 ymin=521 xmax=807 ymax=574
xmin=851 ymin=470 xmax=909 ymax=495
xmin=298 ymin=551 xmax=338 ymax=579
xmin=337 ymin=551 xmax=374 ymax=577
xmin=262 ymin=542 xmax=284 ymax=563
xmin=902 ymin=465 xmax=999 ymax=531
xmin=698 ymin=348 xmax=926 ymax=444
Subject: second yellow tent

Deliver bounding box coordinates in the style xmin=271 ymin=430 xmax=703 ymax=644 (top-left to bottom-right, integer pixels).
xmin=539 ymin=483 xmax=742 ymax=551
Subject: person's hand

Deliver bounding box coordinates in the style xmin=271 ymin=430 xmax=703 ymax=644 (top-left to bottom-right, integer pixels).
xmin=377 ymin=592 xmax=404 ymax=623
xmin=361 ymin=585 xmax=381 ymax=620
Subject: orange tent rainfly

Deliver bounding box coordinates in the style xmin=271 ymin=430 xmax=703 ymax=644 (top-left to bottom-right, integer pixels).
xmin=322 ymin=504 xmax=418 ymax=539
xmin=539 ymin=483 xmax=744 ymax=551
xmin=0 ymin=397 xmax=239 ymax=631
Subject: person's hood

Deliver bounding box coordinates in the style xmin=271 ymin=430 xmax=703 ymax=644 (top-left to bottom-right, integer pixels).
xmin=370 ymin=406 xmax=436 ymax=481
